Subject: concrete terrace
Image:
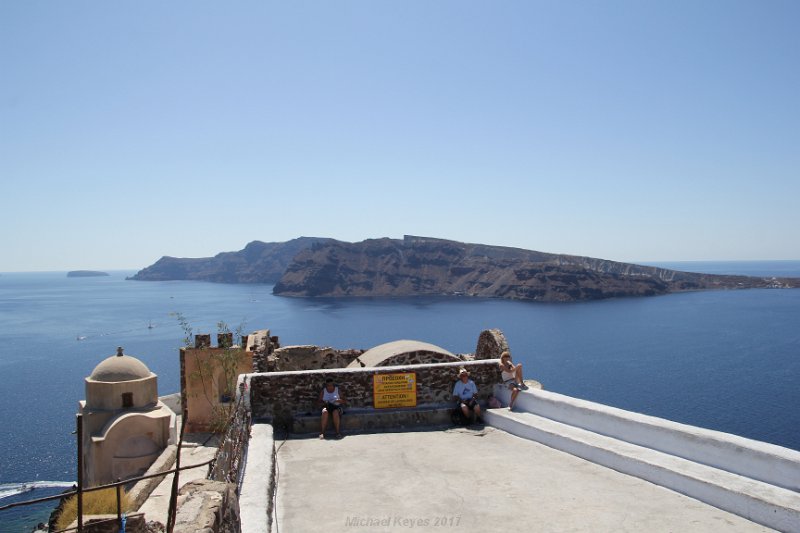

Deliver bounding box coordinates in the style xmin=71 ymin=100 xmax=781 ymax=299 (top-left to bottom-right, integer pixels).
xmin=236 ymin=338 xmax=800 ymax=533
xmin=268 ymin=427 xmax=772 ymax=533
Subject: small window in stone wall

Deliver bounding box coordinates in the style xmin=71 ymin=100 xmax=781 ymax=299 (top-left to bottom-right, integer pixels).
xmin=122 ymin=392 xmax=133 ymax=408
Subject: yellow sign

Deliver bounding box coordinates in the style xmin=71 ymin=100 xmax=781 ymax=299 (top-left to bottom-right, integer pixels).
xmin=373 ymin=372 xmax=417 ymax=409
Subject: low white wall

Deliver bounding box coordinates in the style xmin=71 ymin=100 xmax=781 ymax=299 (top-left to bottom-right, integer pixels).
xmin=494 ymin=386 xmax=800 ymax=492
xmin=240 ymin=423 xmax=274 ymax=533
xmin=159 ymin=392 xmax=182 ymax=416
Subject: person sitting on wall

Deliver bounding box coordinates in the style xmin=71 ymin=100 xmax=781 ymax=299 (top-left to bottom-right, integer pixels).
xmin=499 ymin=351 xmax=528 ymax=410
xmin=319 ymin=378 xmax=346 ymax=439
xmin=453 ymin=367 xmax=483 ymax=424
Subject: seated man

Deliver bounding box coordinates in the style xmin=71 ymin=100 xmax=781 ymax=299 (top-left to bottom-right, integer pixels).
xmin=319 ymin=378 xmax=346 ymax=439
xmin=453 ymin=367 xmax=483 ymax=424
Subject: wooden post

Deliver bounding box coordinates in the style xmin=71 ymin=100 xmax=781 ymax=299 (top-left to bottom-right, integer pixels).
xmin=167 ymin=409 xmax=188 ymax=533
xmin=76 ymin=414 xmax=83 ymax=532
xmin=116 ymin=481 xmax=122 ymax=527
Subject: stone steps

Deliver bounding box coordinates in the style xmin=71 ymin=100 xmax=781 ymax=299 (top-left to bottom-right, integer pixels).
xmin=486 ymin=407 xmax=800 ymax=533
xmin=500 ymin=386 xmax=800 ymax=492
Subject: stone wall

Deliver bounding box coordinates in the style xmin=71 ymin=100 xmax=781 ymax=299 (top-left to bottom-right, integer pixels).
xmin=248 ymin=360 xmax=502 ymax=428
xmin=248 ymin=330 xmax=280 ymax=373
xmin=173 ymin=479 xmax=240 ymax=533
xmin=358 ymin=350 xmax=462 ymax=368
xmin=257 ymin=345 xmax=364 ymax=373
xmin=251 ymin=329 xmax=506 ymax=372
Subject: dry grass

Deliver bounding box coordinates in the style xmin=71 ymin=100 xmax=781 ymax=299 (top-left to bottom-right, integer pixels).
xmin=55 ymin=487 xmax=133 ymax=530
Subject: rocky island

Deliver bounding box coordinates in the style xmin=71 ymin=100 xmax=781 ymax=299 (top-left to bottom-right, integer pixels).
xmin=128 ymin=237 xmax=335 ymax=283
xmin=273 ymin=236 xmax=799 ymax=301
xmin=129 ymin=235 xmax=800 ymax=302
xmin=67 ymin=270 xmax=109 ymax=277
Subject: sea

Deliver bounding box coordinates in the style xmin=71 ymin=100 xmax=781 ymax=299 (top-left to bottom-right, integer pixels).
xmin=1 ymin=261 xmax=799 ymax=531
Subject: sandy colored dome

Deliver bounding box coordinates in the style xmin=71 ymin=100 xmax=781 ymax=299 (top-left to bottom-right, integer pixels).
xmin=89 ymin=349 xmax=152 ymax=382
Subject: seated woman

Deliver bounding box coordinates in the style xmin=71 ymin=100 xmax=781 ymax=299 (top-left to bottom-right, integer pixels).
xmin=319 ymin=378 xmax=346 ymax=439
xmin=499 ymin=351 xmax=528 ymax=410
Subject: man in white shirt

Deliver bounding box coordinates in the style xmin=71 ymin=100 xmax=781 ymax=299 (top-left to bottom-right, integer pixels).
xmin=319 ymin=378 xmax=346 ymax=439
xmin=452 ymin=367 xmax=482 ymax=424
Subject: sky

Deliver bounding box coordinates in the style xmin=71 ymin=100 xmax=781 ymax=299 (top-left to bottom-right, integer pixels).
xmin=1 ymin=1 xmax=798 ymax=272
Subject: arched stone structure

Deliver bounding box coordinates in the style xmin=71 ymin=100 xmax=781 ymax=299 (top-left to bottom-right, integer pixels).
xmin=347 ymin=340 xmax=461 ymax=368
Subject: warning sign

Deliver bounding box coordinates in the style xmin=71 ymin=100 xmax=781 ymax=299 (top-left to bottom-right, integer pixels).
xmin=373 ymin=372 xmax=417 ymax=409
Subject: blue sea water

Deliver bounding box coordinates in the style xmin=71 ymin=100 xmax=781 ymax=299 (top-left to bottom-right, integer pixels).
xmin=1 ymin=262 xmax=799 ymax=531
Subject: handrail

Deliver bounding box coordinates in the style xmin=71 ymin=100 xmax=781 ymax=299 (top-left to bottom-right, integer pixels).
xmin=0 ymin=459 xmax=213 ymax=512
xmin=3 ymin=383 xmax=251 ymax=531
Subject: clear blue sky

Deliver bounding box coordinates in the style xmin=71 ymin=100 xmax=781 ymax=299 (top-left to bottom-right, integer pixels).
xmin=2 ymin=1 xmax=798 ymax=272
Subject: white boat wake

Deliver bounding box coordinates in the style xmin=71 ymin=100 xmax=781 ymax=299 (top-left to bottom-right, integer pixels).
xmin=0 ymin=481 xmax=74 ymax=501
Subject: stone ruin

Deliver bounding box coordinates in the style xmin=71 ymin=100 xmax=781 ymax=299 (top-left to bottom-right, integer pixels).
xmin=255 ymin=345 xmax=364 ymax=373
xmin=251 ymin=329 xmax=511 ymax=374
xmin=475 ymin=328 xmax=510 ymax=360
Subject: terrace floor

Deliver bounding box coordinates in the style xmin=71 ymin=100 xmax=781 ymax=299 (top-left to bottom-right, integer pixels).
xmin=272 ymin=426 xmax=773 ymax=532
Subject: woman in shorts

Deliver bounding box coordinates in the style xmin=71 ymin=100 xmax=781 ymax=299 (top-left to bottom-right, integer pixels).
xmin=499 ymin=351 xmax=528 ymax=410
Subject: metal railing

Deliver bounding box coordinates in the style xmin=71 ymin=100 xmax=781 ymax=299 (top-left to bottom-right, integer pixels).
xmin=0 ymin=458 xmax=213 ymax=532
xmin=2 ymin=386 xmax=253 ymax=532
xmin=208 ymin=388 xmax=251 ymax=486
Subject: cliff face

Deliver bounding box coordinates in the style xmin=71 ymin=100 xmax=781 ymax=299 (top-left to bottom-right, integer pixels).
xmin=128 ymin=237 xmax=335 ymax=283
xmin=273 ymin=236 xmax=799 ymax=302
xmin=129 ymin=235 xmax=799 ymax=302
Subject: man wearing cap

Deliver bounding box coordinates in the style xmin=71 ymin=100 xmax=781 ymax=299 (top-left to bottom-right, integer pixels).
xmin=453 ymin=367 xmax=482 ymax=424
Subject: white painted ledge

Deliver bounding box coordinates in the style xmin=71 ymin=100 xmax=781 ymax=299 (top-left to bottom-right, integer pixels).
xmin=491 ymin=386 xmax=800 ymax=532
xmin=240 ymin=423 xmax=274 ymax=533
xmin=494 ymin=385 xmax=800 ymax=492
